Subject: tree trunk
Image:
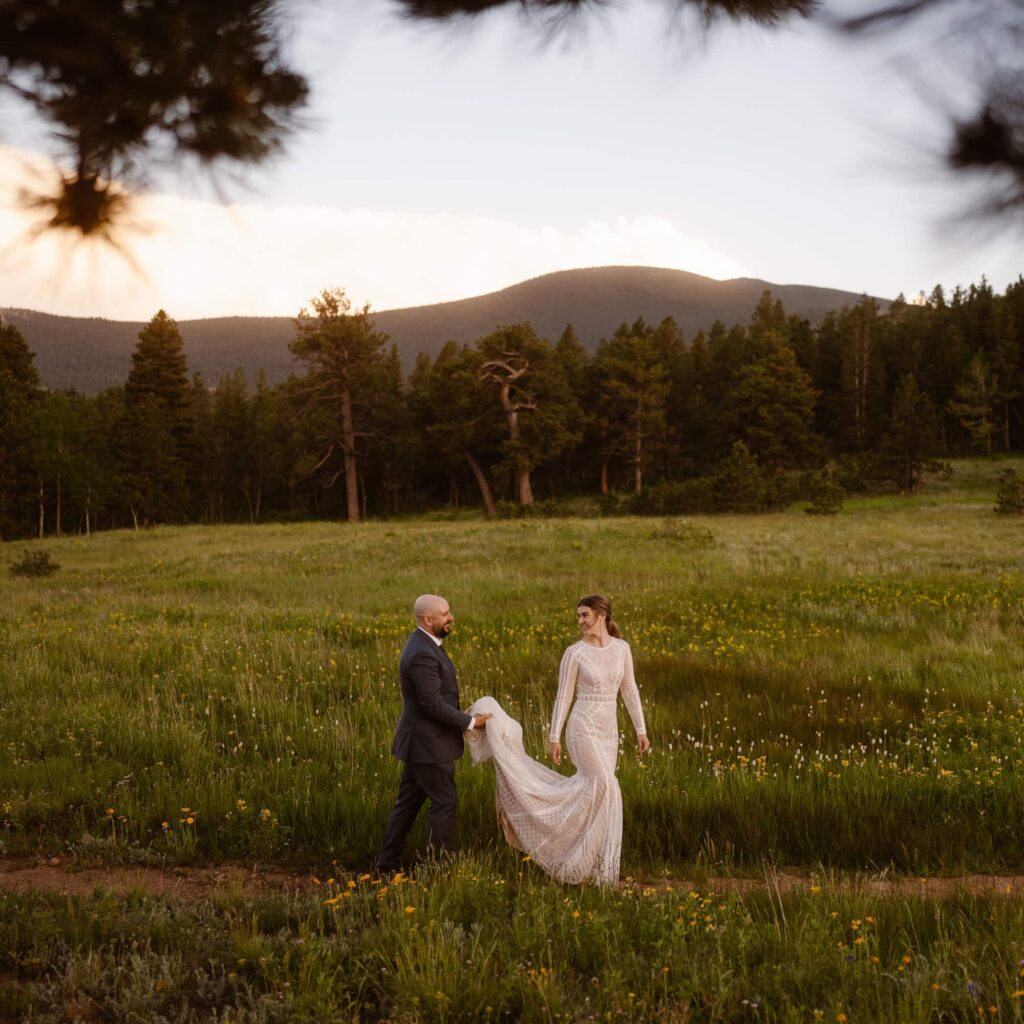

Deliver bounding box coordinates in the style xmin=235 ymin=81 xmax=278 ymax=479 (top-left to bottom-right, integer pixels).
xmin=600 ymin=461 xmax=608 ymax=496
xmin=55 ymin=472 xmax=62 ymax=537
xmin=243 ymin=481 xmax=255 ymax=524
xmin=497 ymin=378 xmax=533 ymax=508
xmin=130 ymin=505 xmax=139 ymax=530
xmin=85 ymin=492 xmax=91 ymax=537
xmin=634 ymin=434 xmax=643 ymax=495
xmin=464 ymin=452 xmax=497 ymax=516
xmin=517 ymin=468 xmax=534 ymax=507
xmin=340 ymin=383 xmax=360 ymax=522
xmin=37 ymin=475 xmax=45 ymax=539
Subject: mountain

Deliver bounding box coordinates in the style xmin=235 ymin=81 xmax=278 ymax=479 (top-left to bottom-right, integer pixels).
xmin=2 ymin=266 xmax=886 ymax=393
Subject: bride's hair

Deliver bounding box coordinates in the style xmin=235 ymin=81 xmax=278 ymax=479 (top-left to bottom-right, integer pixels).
xmin=577 ymin=594 xmax=621 ymax=639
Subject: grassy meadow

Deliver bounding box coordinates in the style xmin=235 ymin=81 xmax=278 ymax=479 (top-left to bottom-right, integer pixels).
xmin=3 ymin=457 xmax=1024 ymax=1021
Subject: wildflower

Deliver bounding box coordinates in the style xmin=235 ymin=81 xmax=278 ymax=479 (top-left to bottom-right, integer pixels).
xmin=837 ymin=1014 xmax=847 ymax=1022
xmin=405 ymin=906 xmax=415 ymax=914
xmin=105 ymin=807 xmax=114 ymax=816
xmin=161 ymin=821 xmax=169 ymax=830
xmin=186 ymin=816 xmax=195 ymax=825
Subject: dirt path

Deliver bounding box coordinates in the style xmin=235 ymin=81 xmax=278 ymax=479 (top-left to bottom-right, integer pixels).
xmin=0 ymin=858 xmax=311 ymax=901
xmin=3 ymin=858 xmax=1024 ymax=901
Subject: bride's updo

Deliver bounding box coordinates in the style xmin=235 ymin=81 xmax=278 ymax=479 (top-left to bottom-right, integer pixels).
xmin=578 ymin=594 xmax=621 ymax=639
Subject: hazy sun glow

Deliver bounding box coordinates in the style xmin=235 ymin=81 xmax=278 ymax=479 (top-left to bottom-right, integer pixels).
xmin=0 ymin=146 xmax=750 ymax=321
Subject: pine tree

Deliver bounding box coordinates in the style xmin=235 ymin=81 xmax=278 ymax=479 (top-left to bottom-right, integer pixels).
xmin=881 ymin=374 xmax=943 ymax=492
xmin=119 ymin=310 xmax=194 ymax=525
xmin=712 ymin=441 xmax=766 ymax=513
xmin=0 ymin=319 xmax=42 ymax=539
xmin=477 ymin=324 xmax=582 ymax=507
xmin=244 ymin=371 xmax=286 ymax=523
xmin=71 ymin=388 xmax=125 ymax=535
xmin=837 ymin=297 xmax=885 ymax=451
xmin=409 ymin=342 xmax=500 ymax=514
xmin=592 ymin=324 xmax=671 ymax=495
xmin=726 ymin=329 xmax=820 ymax=471
xmin=211 ymin=370 xmax=252 ymax=522
xmin=947 ymin=353 xmax=999 ymax=453
xmin=33 ymin=392 xmax=83 ymax=538
xmin=290 ymin=288 xmax=390 ymax=523
xmin=746 ymin=290 xmax=789 ymax=355
xmin=804 ymin=464 xmax=845 ymax=515
xmin=994 ymin=469 xmax=1024 ymax=515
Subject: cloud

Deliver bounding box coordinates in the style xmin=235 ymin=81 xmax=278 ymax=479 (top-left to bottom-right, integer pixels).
xmin=0 ymin=145 xmax=749 ymax=320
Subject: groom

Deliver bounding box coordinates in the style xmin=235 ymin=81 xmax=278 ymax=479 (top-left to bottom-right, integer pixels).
xmin=376 ymin=594 xmax=490 ymax=873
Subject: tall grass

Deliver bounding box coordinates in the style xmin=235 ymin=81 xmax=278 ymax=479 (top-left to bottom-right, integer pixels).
xmin=5 ymin=858 xmax=1024 ymax=1022
xmin=4 ymin=460 xmax=1024 ymax=1020
xmin=2 ymin=459 xmax=1023 ymax=872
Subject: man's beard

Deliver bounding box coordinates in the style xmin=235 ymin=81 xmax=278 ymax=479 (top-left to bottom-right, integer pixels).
xmin=432 ymin=622 xmax=452 ymax=639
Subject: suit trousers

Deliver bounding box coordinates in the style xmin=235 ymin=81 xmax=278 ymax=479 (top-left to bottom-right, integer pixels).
xmin=376 ymin=760 xmax=457 ymax=871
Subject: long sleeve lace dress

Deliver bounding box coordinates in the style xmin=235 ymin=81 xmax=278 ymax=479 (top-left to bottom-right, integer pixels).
xmin=465 ymin=638 xmax=647 ymax=885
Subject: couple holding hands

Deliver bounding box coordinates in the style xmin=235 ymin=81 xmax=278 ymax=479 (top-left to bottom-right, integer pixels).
xmin=377 ymin=593 xmax=650 ymax=885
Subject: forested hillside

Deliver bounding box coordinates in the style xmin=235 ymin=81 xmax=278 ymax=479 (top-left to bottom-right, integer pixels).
xmin=2 ymin=267 xmax=882 ymax=393
xmin=2 ymin=276 xmax=1020 ymax=540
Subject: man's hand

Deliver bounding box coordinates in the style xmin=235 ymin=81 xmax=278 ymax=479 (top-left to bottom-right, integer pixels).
xmin=472 ymin=713 xmax=492 ymax=729
xmin=548 ymin=740 xmax=561 ymax=765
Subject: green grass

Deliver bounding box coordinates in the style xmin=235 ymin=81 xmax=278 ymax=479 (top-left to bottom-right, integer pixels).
xmin=5 ymin=860 xmax=1024 ymax=1023
xmin=3 ymin=457 xmax=1024 ymax=1020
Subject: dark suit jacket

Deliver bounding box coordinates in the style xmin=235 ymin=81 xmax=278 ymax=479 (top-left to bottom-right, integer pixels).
xmin=391 ymin=628 xmax=473 ymax=764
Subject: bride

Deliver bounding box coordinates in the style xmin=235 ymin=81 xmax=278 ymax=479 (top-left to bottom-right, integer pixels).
xmin=466 ymin=594 xmax=650 ymax=885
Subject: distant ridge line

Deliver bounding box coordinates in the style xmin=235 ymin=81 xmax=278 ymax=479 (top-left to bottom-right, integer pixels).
xmin=3 ymin=265 xmax=887 ymax=393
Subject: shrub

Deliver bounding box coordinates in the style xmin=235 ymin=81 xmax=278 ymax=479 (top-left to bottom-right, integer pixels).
xmin=995 ymin=468 xmax=1024 ymax=515
xmin=805 ymin=465 xmax=845 ymax=515
xmin=9 ymin=550 xmax=60 ymax=578
xmin=712 ymin=441 xmax=766 ymax=513
xmin=597 ymin=493 xmax=630 ymax=517
xmin=631 ymin=478 xmax=715 ymax=516
xmin=493 ymin=500 xmax=522 ymax=520
xmin=534 ymin=498 xmax=568 ymax=518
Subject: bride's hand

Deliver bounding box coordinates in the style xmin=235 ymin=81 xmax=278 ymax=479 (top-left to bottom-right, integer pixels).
xmin=637 ymin=734 xmax=651 ymax=755
xmin=548 ymin=741 xmax=561 ymax=765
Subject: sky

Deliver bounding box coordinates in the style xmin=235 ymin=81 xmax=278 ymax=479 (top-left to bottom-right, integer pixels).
xmin=0 ymin=0 xmax=1020 ymax=321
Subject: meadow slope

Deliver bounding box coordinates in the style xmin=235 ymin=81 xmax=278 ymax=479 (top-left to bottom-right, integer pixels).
xmin=2 ymin=459 xmax=1024 ymax=1021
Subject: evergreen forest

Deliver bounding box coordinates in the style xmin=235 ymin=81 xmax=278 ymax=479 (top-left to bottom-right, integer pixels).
xmin=2 ymin=276 xmax=1023 ymax=540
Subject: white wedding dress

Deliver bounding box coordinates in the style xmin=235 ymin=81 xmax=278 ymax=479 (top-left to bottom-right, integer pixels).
xmin=465 ymin=638 xmax=647 ymax=885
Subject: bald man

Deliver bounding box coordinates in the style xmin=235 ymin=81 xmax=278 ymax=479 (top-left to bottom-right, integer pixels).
xmin=376 ymin=595 xmax=490 ymax=873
